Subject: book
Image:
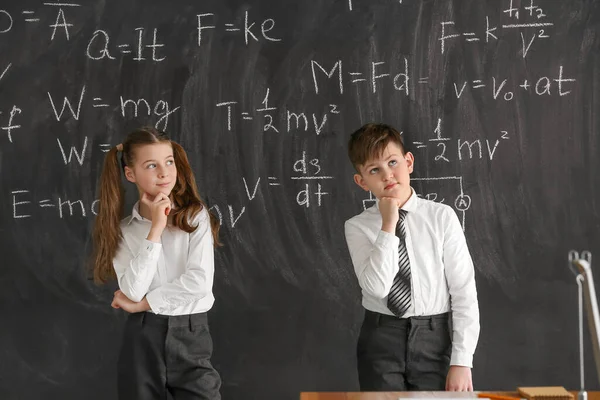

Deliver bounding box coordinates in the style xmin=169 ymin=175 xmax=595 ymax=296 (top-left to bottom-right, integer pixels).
xmin=517 ymin=387 xmax=574 ymax=400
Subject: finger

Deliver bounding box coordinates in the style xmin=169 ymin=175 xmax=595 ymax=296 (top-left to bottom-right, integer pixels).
xmin=154 ymin=192 xmax=169 ymax=203
xmin=157 ymin=199 xmax=171 ymax=209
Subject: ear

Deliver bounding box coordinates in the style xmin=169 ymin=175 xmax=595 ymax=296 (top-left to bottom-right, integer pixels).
xmin=404 ymin=152 xmax=415 ymax=174
xmin=124 ymin=166 xmax=136 ymax=183
xmin=353 ymin=173 xmax=370 ymax=192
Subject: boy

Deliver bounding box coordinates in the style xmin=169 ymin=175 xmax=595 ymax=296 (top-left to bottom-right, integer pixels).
xmin=344 ymin=123 xmax=479 ymax=391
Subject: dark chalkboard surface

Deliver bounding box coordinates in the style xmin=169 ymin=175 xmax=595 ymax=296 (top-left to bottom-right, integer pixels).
xmin=1 ymin=0 xmax=599 ymax=399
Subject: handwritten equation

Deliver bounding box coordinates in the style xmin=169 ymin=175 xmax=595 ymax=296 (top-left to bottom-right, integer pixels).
xmin=310 ymin=59 xmax=575 ymax=99
xmin=217 ymin=88 xmax=341 ymax=134
xmin=0 ymin=5 xmax=283 ymax=64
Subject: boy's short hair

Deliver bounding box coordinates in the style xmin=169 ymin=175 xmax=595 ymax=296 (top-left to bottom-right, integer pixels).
xmin=348 ymin=123 xmax=407 ymax=172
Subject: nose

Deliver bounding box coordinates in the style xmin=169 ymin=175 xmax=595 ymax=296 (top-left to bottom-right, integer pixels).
xmin=158 ymin=165 xmax=169 ymax=178
xmin=381 ymin=167 xmax=392 ymax=180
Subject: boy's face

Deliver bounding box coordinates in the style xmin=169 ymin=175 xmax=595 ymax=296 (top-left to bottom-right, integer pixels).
xmin=353 ymin=141 xmax=414 ymax=203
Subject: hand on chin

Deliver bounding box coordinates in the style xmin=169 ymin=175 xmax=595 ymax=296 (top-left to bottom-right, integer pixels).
xmin=142 ymin=189 xmax=170 ymax=203
xmin=154 ymin=185 xmax=173 ymax=197
xmin=381 ymin=186 xmax=408 ymax=201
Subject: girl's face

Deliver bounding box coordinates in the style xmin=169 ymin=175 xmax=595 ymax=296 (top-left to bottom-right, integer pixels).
xmin=124 ymin=142 xmax=177 ymax=198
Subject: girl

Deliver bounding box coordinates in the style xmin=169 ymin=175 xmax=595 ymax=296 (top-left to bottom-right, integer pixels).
xmin=91 ymin=126 xmax=222 ymax=400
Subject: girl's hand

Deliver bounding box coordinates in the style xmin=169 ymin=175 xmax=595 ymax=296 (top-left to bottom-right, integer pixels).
xmin=110 ymin=290 xmax=151 ymax=313
xmin=141 ymin=192 xmax=171 ymax=241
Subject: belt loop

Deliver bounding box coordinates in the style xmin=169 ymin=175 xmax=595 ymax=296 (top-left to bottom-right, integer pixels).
xmin=430 ymin=316 xmax=434 ymax=330
xmin=189 ymin=314 xmax=195 ymax=332
xmin=375 ymin=312 xmax=381 ymax=326
xmin=140 ymin=312 xmax=146 ymax=327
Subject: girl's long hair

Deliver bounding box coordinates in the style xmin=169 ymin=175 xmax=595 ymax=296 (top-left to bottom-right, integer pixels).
xmin=91 ymin=126 xmax=221 ymax=284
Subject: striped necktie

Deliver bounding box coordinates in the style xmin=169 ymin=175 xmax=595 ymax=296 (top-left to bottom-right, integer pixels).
xmin=387 ymin=209 xmax=412 ymax=317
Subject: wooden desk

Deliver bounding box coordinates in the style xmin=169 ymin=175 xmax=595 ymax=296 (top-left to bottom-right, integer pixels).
xmin=300 ymin=391 xmax=600 ymax=400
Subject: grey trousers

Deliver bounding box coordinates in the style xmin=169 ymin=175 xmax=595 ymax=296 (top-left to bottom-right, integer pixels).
xmin=357 ymin=309 xmax=452 ymax=391
xmin=117 ymin=311 xmax=221 ymax=400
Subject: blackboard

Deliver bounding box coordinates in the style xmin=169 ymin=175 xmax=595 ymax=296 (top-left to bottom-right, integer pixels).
xmin=1 ymin=0 xmax=599 ymax=399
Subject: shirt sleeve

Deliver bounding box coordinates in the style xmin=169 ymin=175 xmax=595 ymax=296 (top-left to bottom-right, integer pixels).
xmin=442 ymin=208 xmax=480 ymax=368
xmin=145 ymin=208 xmax=214 ymax=315
xmin=344 ymin=219 xmax=400 ymax=299
xmin=113 ymin=238 xmax=162 ymax=303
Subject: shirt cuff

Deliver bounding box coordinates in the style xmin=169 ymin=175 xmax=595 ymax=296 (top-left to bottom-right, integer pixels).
xmin=139 ymin=239 xmax=162 ymax=260
xmin=450 ymin=351 xmax=473 ymax=368
xmin=145 ymin=289 xmax=168 ymax=315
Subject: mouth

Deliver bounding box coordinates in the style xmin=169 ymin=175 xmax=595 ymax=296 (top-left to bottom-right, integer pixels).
xmin=384 ymin=183 xmax=397 ymax=190
xmin=157 ymin=182 xmax=171 ymax=187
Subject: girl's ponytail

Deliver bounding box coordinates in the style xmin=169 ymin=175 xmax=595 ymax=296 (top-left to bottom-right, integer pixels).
xmin=91 ymin=146 xmax=125 ymax=283
xmin=171 ymin=142 xmax=221 ymax=247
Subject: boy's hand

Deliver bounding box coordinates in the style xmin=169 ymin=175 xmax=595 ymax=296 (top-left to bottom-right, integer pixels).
xmin=379 ymin=196 xmax=402 ymax=233
xmin=445 ymin=365 xmax=473 ymax=391
xmin=110 ymin=290 xmax=151 ymax=313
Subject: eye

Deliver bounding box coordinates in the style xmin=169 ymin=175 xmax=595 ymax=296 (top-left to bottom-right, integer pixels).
xmin=166 ymin=159 xmax=174 ymax=166
xmin=369 ymin=168 xmax=379 ymax=175
xmin=146 ymin=163 xmax=156 ymax=169
xmin=389 ymin=159 xmax=397 ymax=167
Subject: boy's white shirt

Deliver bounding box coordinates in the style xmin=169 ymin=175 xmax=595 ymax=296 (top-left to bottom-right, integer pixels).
xmin=344 ymin=188 xmax=480 ymax=367
xmin=113 ymin=202 xmax=215 ymax=316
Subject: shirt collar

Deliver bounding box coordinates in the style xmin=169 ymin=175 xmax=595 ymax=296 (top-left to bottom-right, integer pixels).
xmin=402 ymin=187 xmax=419 ymax=212
xmin=126 ymin=201 xmax=146 ymax=225
xmin=375 ymin=187 xmax=419 ymax=212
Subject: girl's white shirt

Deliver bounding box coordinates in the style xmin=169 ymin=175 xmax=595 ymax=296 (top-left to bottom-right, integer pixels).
xmin=113 ymin=202 xmax=215 ymax=316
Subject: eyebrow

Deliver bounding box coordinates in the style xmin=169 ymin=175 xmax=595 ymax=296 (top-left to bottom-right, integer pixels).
xmin=142 ymin=155 xmax=174 ymax=164
xmin=363 ymin=153 xmax=400 ymax=169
